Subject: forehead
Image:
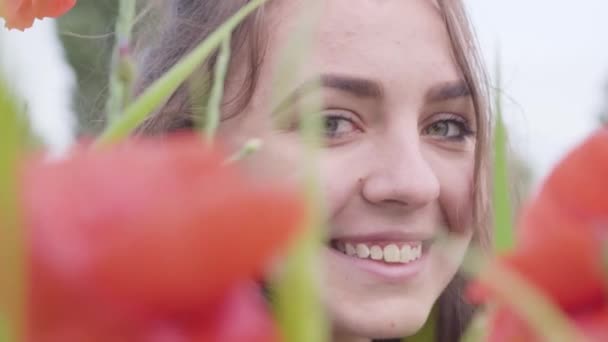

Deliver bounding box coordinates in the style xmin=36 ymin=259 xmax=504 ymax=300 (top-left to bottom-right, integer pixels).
xmin=263 ymin=0 xmax=461 ymax=100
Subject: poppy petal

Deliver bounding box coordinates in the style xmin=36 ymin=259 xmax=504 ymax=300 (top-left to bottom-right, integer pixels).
xmin=23 ymin=134 xmax=305 ymax=313
xmin=31 ymin=0 xmax=76 ymax=18
xmin=541 ymin=129 xmax=608 ymax=221
xmin=2 ymin=0 xmax=36 ymax=30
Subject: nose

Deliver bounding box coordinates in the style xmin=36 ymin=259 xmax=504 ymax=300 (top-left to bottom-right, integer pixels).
xmin=361 ymin=133 xmax=440 ymax=209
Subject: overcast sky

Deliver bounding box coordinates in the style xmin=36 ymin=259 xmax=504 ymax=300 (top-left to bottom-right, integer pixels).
xmin=465 ymin=0 xmax=608 ymax=186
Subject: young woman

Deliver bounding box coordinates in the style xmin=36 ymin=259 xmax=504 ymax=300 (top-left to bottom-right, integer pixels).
xmin=135 ymin=0 xmax=492 ymax=341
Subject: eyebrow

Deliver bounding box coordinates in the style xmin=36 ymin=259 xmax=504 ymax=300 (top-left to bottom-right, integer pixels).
xmin=320 ymin=74 xmax=383 ymax=98
xmin=271 ymin=74 xmax=383 ymax=116
xmin=272 ymin=76 xmax=470 ymax=116
xmin=425 ymin=80 xmax=471 ymax=102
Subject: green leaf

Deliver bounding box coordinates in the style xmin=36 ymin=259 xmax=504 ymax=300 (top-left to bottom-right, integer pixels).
xmin=95 ymin=0 xmax=269 ymax=145
xmin=492 ymin=56 xmax=514 ymax=252
xmin=0 ymin=77 xmax=27 ymax=342
xmin=105 ymin=0 xmax=137 ymax=122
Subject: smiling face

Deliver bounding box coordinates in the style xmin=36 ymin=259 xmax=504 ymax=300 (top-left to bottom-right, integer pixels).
xmin=216 ymin=0 xmax=477 ymax=340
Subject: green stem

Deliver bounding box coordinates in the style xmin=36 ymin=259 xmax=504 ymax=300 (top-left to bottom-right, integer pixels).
xmin=274 ymin=79 xmax=328 ymax=341
xmin=463 ymin=251 xmax=588 ymax=342
xmin=271 ymin=3 xmax=328 ymax=341
xmin=0 ymin=78 xmax=26 ymax=342
xmin=205 ymin=37 xmax=232 ymax=143
xmin=224 ymin=138 xmax=262 ymax=164
xmin=459 ymin=312 xmax=488 ymax=342
xmin=96 ymin=0 xmax=269 ymax=146
xmin=105 ymin=0 xmax=137 ymax=122
xmin=492 ymin=52 xmax=514 ymax=252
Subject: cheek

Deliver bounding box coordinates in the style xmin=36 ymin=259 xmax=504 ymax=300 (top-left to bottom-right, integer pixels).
xmin=217 ymin=105 xmax=305 ymax=182
xmin=318 ymin=149 xmax=364 ymax=216
xmin=430 ymin=152 xmax=476 ymax=231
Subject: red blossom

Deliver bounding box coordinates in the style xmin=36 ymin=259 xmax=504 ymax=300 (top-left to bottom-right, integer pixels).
xmin=20 ymin=134 xmax=305 ymax=341
xmin=470 ymin=128 xmax=608 ymax=341
xmin=1 ymin=0 xmax=76 ymax=30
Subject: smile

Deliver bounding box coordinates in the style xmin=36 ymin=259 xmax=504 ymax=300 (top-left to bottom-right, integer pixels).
xmin=326 ymin=236 xmax=430 ymax=282
xmin=331 ymin=240 xmax=423 ymax=264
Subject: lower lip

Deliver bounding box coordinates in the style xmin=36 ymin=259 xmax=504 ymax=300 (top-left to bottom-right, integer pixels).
xmin=326 ymin=245 xmax=427 ymax=282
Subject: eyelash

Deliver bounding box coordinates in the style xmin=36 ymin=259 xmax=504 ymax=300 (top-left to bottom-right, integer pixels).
xmin=423 ymin=114 xmax=476 ymax=141
xmin=291 ymin=111 xmax=474 ymax=143
xmin=322 ymin=113 xmax=362 ymax=140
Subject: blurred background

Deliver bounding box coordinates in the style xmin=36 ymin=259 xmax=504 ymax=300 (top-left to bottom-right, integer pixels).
xmin=3 ymin=0 xmax=607 ymax=199
xmin=466 ymin=0 xmax=608 ymax=190
xmin=56 ymin=0 xmax=118 ymax=134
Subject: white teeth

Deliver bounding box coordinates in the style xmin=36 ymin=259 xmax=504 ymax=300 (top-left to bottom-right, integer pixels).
xmin=383 ymin=244 xmax=401 ymax=263
xmin=356 ymin=244 xmax=370 ymax=258
xmin=370 ymin=246 xmax=383 ymax=260
xmin=400 ymin=245 xmax=413 ymax=263
xmin=403 ymin=244 xmax=422 ymax=262
xmin=345 ymin=243 xmax=357 ymax=256
xmin=336 ymin=241 xmax=423 ymax=264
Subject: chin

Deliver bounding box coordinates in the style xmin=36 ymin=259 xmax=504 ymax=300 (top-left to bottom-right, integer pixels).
xmin=321 ymin=237 xmax=468 ymax=340
xmin=328 ymin=295 xmax=434 ymax=340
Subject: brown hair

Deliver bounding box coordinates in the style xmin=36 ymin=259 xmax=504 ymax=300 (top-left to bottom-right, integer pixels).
xmin=133 ymin=0 xmax=266 ymax=132
xmin=134 ymin=1 xmax=492 ymax=341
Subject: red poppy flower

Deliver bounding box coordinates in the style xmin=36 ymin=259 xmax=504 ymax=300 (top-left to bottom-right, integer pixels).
xmin=1 ymin=0 xmax=76 ymax=30
xmin=19 ymin=134 xmax=305 ymax=341
xmin=470 ymin=128 xmax=608 ymax=341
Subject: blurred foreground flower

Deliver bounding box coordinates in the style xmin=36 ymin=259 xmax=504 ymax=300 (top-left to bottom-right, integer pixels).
xmin=18 ymin=134 xmax=305 ymax=341
xmin=470 ymin=128 xmax=608 ymax=341
xmin=0 ymin=0 xmax=76 ymax=30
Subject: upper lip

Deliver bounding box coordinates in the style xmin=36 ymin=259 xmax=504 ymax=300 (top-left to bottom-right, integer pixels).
xmin=329 ymin=230 xmax=435 ymax=243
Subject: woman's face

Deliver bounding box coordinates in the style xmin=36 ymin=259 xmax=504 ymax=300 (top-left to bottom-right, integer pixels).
xmin=217 ymin=0 xmax=476 ymax=339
